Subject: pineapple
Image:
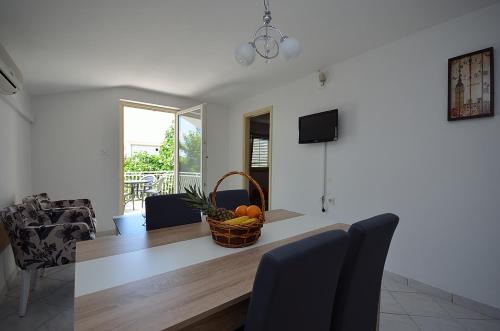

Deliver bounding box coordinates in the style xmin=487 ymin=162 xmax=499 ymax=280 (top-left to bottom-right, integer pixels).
xmin=183 ymin=185 xmax=235 ymax=221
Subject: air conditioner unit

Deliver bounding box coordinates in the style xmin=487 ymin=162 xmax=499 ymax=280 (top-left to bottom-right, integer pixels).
xmin=0 ymin=43 xmax=23 ymax=95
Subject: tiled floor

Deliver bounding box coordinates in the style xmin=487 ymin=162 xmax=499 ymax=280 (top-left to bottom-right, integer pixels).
xmin=0 ymin=265 xmax=74 ymax=331
xmin=380 ymin=277 xmax=500 ymax=331
xmin=0 ymin=266 xmax=499 ymax=331
xmin=124 ymin=201 xmax=145 ymax=214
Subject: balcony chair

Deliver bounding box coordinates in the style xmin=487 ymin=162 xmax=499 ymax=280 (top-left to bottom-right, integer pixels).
xmin=140 ymin=175 xmax=156 ymax=197
xmin=142 ymin=175 xmax=166 ymax=208
xmin=0 ymin=203 xmax=96 ymax=317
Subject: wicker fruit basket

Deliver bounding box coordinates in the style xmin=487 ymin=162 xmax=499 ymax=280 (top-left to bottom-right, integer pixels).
xmin=207 ymin=171 xmax=266 ymax=248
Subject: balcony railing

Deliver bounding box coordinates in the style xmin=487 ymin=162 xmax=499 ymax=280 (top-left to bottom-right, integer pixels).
xmin=123 ymin=171 xmax=201 ymax=203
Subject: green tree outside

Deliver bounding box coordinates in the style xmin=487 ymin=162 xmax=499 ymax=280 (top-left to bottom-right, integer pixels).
xmin=179 ymin=129 xmax=201 ymax=172
xmin=123 ymin=151 xmax=163 ymax=172
xmin=123 ymin=126 xmax=201 ymax=172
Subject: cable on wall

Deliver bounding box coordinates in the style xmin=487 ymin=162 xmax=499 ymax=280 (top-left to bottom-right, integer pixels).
xmin=321 ymin=142 xmax=327 ymax=212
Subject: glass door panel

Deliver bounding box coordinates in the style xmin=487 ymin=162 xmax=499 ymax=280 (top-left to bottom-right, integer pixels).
xmin=175 ymin=104 xmax=206 ymax=193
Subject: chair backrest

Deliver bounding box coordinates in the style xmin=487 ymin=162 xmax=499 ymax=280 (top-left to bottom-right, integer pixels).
xmin=35 ymin=193 xmax=50 ymax=199
xmin=145 ymin=193 xmax=201 ymax=231
xmin=34 ymin=193 xmax=52 ymax=210
xmin=1 ymin=204 xmax=47 ymax=229
xmin=141 ymin=175 xmax=156 ymax=190
xmin=330 ymin=213 xmax=399 ymax=331
xmin=156 ymin=176 xmax=166 ymax=194
xmin=0 ymin=206 xmax=20 ymax=234
xmin=209 ymin=189 xmax=250 ymax=211
xmin=22 ymin=195 xmax=40 ymax=210
xmin=22 ymin=193 xmax=50 ymax=211
xmin=245 ymin=230 xmax=350 ymax=331
xmin=141 ymin=175 xmax=156 ymax=182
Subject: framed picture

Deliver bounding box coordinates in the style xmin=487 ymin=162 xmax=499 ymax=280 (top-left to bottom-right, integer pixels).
xmin=448 ymin=47 xmax=494 ymax=121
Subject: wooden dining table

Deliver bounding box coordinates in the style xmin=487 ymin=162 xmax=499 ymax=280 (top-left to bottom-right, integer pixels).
xmin=74 ymin=209 xmax=350 ymax=331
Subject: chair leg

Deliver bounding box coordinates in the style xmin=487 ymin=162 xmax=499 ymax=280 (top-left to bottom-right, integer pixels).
xmin=114 ymin=223 xmax=121 ymax=236
xmin=131 ymin=185 xmax=135 ymax=210
xmin=19 ymin=269 xmax=33 ymax=317
xmin=30 ymin=269 xmax=38 ymax=291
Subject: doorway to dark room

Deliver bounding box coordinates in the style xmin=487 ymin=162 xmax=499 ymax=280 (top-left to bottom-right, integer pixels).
xmin=243 ymin=107 xmax=272 ymax=210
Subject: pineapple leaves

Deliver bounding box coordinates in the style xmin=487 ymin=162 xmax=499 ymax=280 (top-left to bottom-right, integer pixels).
xmin=181 ymin=184 xmax=235 ymax=221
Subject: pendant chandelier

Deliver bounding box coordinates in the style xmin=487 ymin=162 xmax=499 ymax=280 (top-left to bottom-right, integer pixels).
xmin=235 ymin=0 xmax=301 ymax=66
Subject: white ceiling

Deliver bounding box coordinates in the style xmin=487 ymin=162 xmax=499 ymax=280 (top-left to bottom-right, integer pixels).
xmin=0 ymin=0 xmax=498 ymax=105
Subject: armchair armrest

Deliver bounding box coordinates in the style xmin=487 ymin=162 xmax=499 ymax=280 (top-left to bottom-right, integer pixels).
xmin=14 ymin=222 xmax=92 ymax=269
xmin=45 ymin=208 xmax=96 ymax=235
xmin=29 ymin=222 xmax=92 ymax=242
xmin=49 ymin=199 xmax=95 ymax=217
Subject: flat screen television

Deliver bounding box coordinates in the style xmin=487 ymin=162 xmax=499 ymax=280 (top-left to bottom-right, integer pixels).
xmin=298 ymin=109 xmax=338 ymax=144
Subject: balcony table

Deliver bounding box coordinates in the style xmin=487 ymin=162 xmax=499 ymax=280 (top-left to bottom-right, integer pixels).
xmin=124 ymin=179 xmax=150 ymax=210
xmin=75 ymin=209 xmax=350 ymax=331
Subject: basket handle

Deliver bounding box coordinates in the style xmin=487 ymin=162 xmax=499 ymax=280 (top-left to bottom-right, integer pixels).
xmin=211 ymin=171 xmax=266 ymax=213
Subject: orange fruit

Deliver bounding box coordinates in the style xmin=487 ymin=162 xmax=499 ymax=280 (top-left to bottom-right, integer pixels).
xmin=235 ymin=205 xmax=248 ymax=217
xmin=246 ymin=205 xmax=262 ymax=218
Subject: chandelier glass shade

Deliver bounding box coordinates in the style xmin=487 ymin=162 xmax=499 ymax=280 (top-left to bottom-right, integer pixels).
xmin=235 ymin=0 xmax=301 ymax=66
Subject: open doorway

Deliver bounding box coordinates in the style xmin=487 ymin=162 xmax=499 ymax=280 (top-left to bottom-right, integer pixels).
xmin=119 ymin=100 xmax=206 ymax=214
xmin=243 ymin=107 xmax=272 ymax=210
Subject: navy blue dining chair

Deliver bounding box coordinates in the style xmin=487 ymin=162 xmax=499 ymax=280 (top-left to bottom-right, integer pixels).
xmin=330 ymin=213 xmax=399 ymax=331
xmin=209 ymin=189 xmax=250 ymax=210
xmin=145 ymin=194 xmax=201 ymax=231
xmin=244 ymin=230 xmax=350 ymax=331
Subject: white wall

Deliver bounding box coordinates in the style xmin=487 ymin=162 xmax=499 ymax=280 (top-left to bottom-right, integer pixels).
xmin=0 ymin=90 xmax=33 ymax=295
xmin=225 ymin=4 xmax=500 ymax=308
xmin=205 ymin=102 xmax=234 ymax=190
xmin=31 ymin=87 xmax=230 ymax=232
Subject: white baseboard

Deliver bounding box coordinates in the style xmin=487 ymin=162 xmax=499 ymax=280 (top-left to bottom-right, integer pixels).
xmin=408 ymin=278 xmax=453 ymax=301
xmin=453 ymin=293 xmax=500 ymax=319
xmin=384 ymin=270 xmax=500 ymax=319
xmin=383 ymin=270 xmax=408 ymax=285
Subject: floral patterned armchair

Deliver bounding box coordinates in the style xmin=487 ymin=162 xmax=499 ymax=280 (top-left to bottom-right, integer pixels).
xmin=23 ymin=192 xmax=96 ymax=218
xmin=0 ymin=203 xmax=95 ymax=316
